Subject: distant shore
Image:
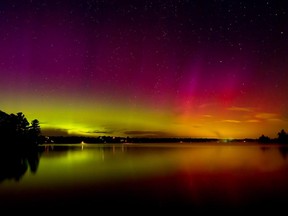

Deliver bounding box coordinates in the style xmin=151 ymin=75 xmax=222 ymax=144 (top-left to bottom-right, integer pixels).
xmin=42 ymin=135 xmax=259 ymax=144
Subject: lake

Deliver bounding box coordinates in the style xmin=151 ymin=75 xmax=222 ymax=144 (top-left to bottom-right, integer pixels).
xmin=1 ymin=142 xmax=288 ymax=213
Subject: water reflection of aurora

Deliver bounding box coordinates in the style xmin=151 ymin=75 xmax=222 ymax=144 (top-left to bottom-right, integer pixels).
xmin=1 ymin=144 xmax=288 ymax=212
xmin=11 ymin=144 xmax=288 ymax=186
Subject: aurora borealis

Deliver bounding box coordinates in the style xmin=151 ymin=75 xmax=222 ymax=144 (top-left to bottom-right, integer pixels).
xmin=0 ymin=0 xmax=287 ymax=139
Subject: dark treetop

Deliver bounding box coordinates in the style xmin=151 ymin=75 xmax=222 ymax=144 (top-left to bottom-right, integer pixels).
xmin=0 ymin=110 xmax=42 ymax=149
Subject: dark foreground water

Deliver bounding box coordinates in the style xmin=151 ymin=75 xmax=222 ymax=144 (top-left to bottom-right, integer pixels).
xmin=1 ymin=142 xmax=288 ymax=213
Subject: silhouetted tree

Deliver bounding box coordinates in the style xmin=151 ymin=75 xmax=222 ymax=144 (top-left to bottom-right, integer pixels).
xmin=259 ymin=134 xmax=271 ymax=144
xmin=29 ymin=119 xmax=41 ymax=145
xmin=0 ymin=110 xmax=42 ymax=147
xmin=277 ymin=129 xmax=288 ymax=144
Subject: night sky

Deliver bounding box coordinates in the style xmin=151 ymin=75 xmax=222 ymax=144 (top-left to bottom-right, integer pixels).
xmin=0 ymin=0 xmax=287 ymax=139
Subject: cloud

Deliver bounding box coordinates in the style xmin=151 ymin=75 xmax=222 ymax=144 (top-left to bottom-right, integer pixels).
xmin=199 ymin=103 xmax=216 ymax=109
xmin=124 ymin=130 xmax=175 ymax=137
xmin=203 ymin=114 xmax=212 ymax=118
xmin=255 ymin=112 xmax=279 ymax=119
xmin=267 ymin=118 xmax=284 ymax=122
xmin=222 ymin=119 xmax=241 ymax=123
xmin=192 ymin=124 xmax=202 ymax=128
xmin=246 ymin=119 xmax=260 ymax=123
xmin=227 ymin=106 xmax=252 ymax=112
xmin=85 ymin=130 xmax=113 ymax=134
xmin=41 ymin=128 xmax=69 ymax=136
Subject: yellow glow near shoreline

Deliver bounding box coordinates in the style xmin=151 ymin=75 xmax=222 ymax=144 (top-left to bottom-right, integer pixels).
xmin=1 ymin=95 xmax=287 ymax=139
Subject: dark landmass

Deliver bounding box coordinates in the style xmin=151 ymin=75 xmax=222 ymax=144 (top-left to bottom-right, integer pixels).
xmin=43 ymin=135 xmax=258 ymax=144
xmin=0 ymin=110 xmax=42 ymax=149
xmin=258 ymin=129 xmax=288 ymax=144
xmin=44 ymin=129 xmax=288 ymax=145
xmin=1 ymin=110 xmax=287 ymax=146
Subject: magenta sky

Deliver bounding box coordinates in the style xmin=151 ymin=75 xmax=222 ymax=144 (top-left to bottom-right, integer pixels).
xmin=0 ymin=0 xmax=287 ymax=139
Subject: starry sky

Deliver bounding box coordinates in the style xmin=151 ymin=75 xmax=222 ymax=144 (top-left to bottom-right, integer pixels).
xmin=0 ymin=0 xmax=287 ymax=139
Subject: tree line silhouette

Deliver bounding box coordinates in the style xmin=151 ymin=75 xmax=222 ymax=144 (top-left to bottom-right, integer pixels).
xmin=1 ymin=109 xmax=287 ymax=146
xmin=0 ymin=110 xmax=42 ymax=148
xmin=0 ymin=110 xmax=42 ymax=182
xmin=259 ymin=129 xmax=288 ymax=144
xmin=44 ymin=135 xmax=220 ymax=144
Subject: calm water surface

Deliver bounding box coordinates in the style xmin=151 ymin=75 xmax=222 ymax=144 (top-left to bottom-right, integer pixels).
xmin=1 ymin=142 xmax=288 ymax=213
